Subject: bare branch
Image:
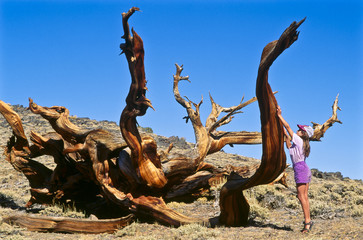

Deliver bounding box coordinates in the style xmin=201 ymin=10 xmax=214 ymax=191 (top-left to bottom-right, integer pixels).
xmin=310 ymin=94 xmax=342 ymax=141
xmin=173 ymin=64 xmax=192 ymax=109
xmin=208 ymin=131 xmax=262 ymax=154
xmin=0 ymin=100 xmax=30 ymax=153
xmin=205 ymin=93 xmax=224 ymax=129
xmin=120 ymin=7 xmax=140 ymax=56
xmin=28 ymin=98 xmax=89 ymax=145
xmin=173 ymin=64 xmax=210 ymax=159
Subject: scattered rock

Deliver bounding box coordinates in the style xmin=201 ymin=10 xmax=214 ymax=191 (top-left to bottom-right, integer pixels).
xmin=311 ymin=169 xmax=344 ymax=180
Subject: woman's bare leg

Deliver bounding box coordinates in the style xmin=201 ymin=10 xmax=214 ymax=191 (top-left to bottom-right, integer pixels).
xmin=297 ymin=183 xmax=311 ymax=230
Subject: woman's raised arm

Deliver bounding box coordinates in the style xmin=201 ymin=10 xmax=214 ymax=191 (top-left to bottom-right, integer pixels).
xmin=277 ymin=106 xmax=294 ymax=146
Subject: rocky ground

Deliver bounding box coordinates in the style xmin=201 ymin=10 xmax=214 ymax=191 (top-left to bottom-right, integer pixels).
xmin=0 ymin=105 xmax=362 ymax=239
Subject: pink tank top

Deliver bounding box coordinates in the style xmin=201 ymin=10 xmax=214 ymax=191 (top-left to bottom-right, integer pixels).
xmin=289 ymin=133 xmax=305 ymax=165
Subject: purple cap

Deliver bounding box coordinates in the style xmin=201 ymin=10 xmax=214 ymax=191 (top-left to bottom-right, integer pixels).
xmin=297 ymin=124 xmax=314 ymax=138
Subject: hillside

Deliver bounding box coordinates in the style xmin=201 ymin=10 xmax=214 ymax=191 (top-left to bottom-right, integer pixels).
xmin=0 ymin=104 xmax=362 ymax=239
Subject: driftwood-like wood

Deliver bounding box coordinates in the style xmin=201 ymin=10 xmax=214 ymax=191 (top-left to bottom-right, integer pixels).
xmin=3 ymin=214 xmax=135 ymax=234
xmin=0 ymin=100 xmax=30 ymax=153
xmin=28 ymin=99 xmax=130 ymax=208
xmin=117 ymin=7 xmax=205 ymax=226
xmin=0 ymin=8 xmax=341 ymax=233
xmin=173 ymin=64 xmax=269 ymax=155
xmin=0 ymin=100 xmax=53 ymax=206
xmin=28 ymin=98 xmax=90 ymax=145
xmin=310 ymin=94 xmax=342 ymax=141
xmin=119 ymin=7 xmax=167 ymax=189
xmin=219 ymin=18 xmax=306 ymax=226
xmin=0 ymin=101 xmax=123 ymax=215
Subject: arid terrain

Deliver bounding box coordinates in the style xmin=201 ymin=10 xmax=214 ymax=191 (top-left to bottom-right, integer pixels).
xmin=0 ymin=105 xmax=362 ymax=239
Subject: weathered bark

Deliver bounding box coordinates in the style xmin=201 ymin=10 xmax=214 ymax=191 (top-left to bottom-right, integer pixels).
xmin=269 ymin=170 xmax=288 ymax=188
xmin=219 ymin=18 xmax=305 ymax=226
xmin=2 ymin=100 xmax=202 ymax=229
xmin=206 ymin=93 xmax=255 ymax=133
xmin=28 ymin=98 xmax=90 ymax=145
xmin=206 ymin=92 xmax=275 ymax=153
xmin=28 ymin=100 xmax=131 ymax=207
xmin=3 ymin=214 xmax=135 ymax=234
xmin=173 ymin=66 xmax=279 ymax=155
xmin=129 ymin=195 xmax=204 ymax=226
xmin=0 ymin=101 xmax=53 ymax=206
xmin=28 ymin=98 xmax=133 ymax=207
xmin=0 ymin=100 xmax=30 ymax=153
xmin=173 ymin=64 xmax=210 ymax=161
xmin=310 ymin=94 xmax=342 ymax=141
xmin=165 ymin=170 xmax=220 ymax=200
xmin=208 ymin=131 xmax=262 ymax=154
xmin=117 ymin=8 xmax=212 ymax=226
xmin=1 ymin=103 xmax=119 ymax=209
xmin=119 ymin=7 xmax=167 ymax=189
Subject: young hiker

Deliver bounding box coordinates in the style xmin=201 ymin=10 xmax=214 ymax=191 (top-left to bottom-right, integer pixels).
xmin=277 ymin=106 xmax=314 ymax=233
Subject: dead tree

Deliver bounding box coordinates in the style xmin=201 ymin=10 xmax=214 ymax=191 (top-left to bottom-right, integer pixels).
xmin=0 ymin=8 xmax=341 ymax=233
xmin=1 ymin=8 xmax=204 ymax=230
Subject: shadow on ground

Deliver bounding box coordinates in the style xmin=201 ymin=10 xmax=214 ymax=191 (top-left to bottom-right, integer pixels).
xmin=0 ymin=193 xmax=42 ymax=214
xmin=249 ymin=219 xmax=293 ymax=231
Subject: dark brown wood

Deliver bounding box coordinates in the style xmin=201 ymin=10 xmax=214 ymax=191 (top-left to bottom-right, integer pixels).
xmin=117 ymin=8 xmax=209 ymax=226
xmin=219 ymin=18 xmax=305 ymax=226
xmin=119 ymin=7 xmax=167 ymax=189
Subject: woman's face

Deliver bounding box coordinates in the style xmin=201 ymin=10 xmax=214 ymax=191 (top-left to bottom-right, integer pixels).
xmin=297 ymin=129 xmax=304 ymax=137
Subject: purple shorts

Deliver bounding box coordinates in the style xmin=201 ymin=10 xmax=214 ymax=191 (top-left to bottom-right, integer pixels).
xmin=293 ymin=161 xmax=311 ymax=184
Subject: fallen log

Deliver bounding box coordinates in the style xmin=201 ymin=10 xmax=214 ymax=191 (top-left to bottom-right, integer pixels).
xmin=3 ymin=214 xmax=135 ymax=234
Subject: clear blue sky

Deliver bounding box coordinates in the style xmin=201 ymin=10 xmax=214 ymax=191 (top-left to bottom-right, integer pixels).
xmin=1 ymin=0 xmax=362 ymax=180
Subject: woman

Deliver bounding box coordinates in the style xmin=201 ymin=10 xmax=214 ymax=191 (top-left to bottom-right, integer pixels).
xmin=277 ymin=106 xmax=314 ymax=233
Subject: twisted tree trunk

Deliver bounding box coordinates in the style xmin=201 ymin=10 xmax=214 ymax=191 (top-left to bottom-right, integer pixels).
xmin=219 ymin=18 xmax=305 ymax=226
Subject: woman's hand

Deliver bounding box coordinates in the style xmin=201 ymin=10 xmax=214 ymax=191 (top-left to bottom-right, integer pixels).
xmin=277 ymin=106 xmax=282 ymax=116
